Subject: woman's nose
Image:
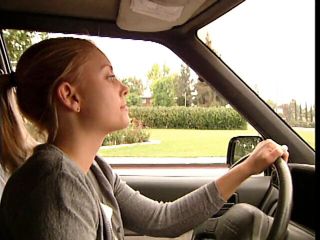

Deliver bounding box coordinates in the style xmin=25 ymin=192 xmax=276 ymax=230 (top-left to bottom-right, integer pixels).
xmin=121 ymin=82 xmax=129 ymax=96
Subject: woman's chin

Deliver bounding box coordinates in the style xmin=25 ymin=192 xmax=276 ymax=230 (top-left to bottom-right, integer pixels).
xmin=118 ymin=118 xmax=130 ymax=130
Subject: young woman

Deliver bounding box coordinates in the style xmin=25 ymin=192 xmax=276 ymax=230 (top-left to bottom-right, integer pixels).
xmin=0 ymin=37 xmax=288 ymax=239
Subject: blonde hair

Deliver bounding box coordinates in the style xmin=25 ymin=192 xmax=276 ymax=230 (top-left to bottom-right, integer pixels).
xmin=0 ymin=37 xmax=97 ymax=173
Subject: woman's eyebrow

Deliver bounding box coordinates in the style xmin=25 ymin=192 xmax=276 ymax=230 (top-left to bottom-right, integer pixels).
xmin=101 ymin=63 xmax=113 ymax=71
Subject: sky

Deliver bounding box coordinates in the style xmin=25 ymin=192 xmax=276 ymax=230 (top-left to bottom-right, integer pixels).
xmin=49 ymin=33 xmax=191 ymax=90
xmin=197 ymin=0 xmax=315 ymax=106
xmin=51 ymin=0 xmax=315 ymax=106
xmin=92 ymin=38 xmax=187 ymax=82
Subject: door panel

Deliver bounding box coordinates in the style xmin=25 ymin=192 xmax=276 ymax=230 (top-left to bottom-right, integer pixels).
xmin=289 ymin=164 xmax=315 ymax=231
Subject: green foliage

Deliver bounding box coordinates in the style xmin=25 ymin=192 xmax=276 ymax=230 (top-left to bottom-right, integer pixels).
xmin=102 ymin=118 xmax=150 ymax=146
xmin=147 ymin=64 xmax=159 ymax=82
xmin=151 ymin=77 xmax=176 ymax=106
xmin=279 ymin=101 xmax=315 ymax=127
xmin=148 ymin=63 xmax=177 ymax=106
xmin=305 ymin=103 xmax=308 ymax=122
xmin=289 ymin=120 xmax=315 ymax=128
xmin=98 ymin=127 xmax=314 ymax=157
xmin=194 ymin=32 xmax=226 ymax=107
xmin=194 ymin=80 xmax=227 ymax=107
xmin=129 ymin=106 xmax=247 ymax=130
xmin=3 ymin=29 xmax=48 ymax=68
xmin=309 ymin=106 xmax=313 ymax=122
xmin=266 ymin=99 xmax=277 ymax=110
xmin=122 ymin=77 xmax=143 ymax=106
xmin=175 ymin=64 xmax=193 ymax=106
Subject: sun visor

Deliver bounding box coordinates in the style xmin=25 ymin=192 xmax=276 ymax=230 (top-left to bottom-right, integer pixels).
xmin=116 ymin=0 xmax=207 ymax=32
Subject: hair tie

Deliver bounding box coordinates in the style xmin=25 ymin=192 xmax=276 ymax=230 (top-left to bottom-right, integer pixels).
xmin=0 ymin=71 xmax=17 ymax=89
xmin=9 ymin=72 xmax=17 ymax=87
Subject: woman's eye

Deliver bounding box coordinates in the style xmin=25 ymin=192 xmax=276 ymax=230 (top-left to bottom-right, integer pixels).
xmin=106 ymin=75 xmax=117 ymax=81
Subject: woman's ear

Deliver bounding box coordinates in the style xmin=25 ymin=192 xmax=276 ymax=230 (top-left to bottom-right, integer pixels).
xmin=56 ymin=82 xmax=81 ymax=112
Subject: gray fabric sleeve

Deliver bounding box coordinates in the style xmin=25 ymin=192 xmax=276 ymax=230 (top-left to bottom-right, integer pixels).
xmin=5 ymin=170 xmax=99 ymax=240
xmin=113 ymin=174 xmax=225 ymax=238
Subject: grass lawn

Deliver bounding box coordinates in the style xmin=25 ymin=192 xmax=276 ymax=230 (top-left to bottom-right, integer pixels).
xmin=292 ymin=128 xmax=315 ymax=148
xmin=98 ymin=127 xmax=315 ymax=158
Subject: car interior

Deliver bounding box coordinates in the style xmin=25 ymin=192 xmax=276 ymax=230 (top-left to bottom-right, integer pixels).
xmin=0 ymin=0 xmax=316 ymax=239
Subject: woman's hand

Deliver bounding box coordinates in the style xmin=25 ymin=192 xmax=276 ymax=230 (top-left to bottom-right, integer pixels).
xmin=242 ymin=139 xmax=289 ymax=176
xmin=216 ymin=139 xmax=289 ymax=201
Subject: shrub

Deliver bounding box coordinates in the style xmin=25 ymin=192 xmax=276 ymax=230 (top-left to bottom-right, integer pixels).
xmin=129 ymin=106 xmax=247 ymax=130
xmin=289 ymin=120 xmax=315 ymax=128
xmin=102 ymin=118 xmax=150 ymax=146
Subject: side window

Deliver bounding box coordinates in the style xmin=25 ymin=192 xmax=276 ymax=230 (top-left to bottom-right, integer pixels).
xmin=88 ymin=36 xmax=260 ymax=170
xmin=197 ymin=0 xmax=315 ymax=150
xmin=3 ymin=29 xmax=262 ymax=176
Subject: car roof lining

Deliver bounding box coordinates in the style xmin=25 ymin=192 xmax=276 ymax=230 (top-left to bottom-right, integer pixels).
xmin=0 ymin=0 xmax=218 ymax=27
xmin=0 ymin=0 xmax=243 ymax=38
xmin=0 ymin=0 xmax=120 ymax=21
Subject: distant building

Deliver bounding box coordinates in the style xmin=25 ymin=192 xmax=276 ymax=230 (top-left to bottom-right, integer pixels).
xmin=141 ymin=86 xmax=152 ymax=106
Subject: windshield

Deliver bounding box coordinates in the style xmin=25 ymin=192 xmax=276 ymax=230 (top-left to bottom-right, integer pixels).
xmin=197 ymin=0 xmax=315 ymax=149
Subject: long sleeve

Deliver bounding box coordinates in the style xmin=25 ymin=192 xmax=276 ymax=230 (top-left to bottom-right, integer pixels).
xmin=114 ymin=174 xmax=225 ymax=238
xmin=92 ymin=156 xmax=225 ymax=238
xmin=0 ymin=144 xmax=102 ymax=240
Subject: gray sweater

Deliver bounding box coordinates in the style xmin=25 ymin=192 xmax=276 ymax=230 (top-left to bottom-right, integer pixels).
xmin=0 ymin=144 xmax=225 ymax=240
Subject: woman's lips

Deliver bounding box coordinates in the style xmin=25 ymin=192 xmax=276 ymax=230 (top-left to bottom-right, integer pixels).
xmin=120 ymin=105 xmax=128 ymax=111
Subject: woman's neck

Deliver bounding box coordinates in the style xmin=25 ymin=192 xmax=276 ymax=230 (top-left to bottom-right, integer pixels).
xmin=53 ymin=131 xmax=104 ymax=174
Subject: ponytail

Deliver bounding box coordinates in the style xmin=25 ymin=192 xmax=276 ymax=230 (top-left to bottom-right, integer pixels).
xmin=1 ymin=37 xmax=97 ymax=173
xmin=0 ymin=73 xmax=37 ymax=174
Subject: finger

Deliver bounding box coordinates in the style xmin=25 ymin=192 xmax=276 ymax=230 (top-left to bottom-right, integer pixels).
xmin=271 ymin=144 xmax=284 ymax=159
xmin=281 ymin=145 xmax=289 ymax=162
xmin=273 ymin=144 xmax=289 ymax=162
xmin=267 ymin=142 xmax=285 ymax=159
xmin=281 ymin=145 xmax=288 ymax=151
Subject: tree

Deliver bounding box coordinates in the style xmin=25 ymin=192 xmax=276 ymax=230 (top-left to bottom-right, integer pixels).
xmin=194 ymin=78 xmax=227 ymax=107
xmin=151 ymin=77 xmax=176 ymax=106
xmin=299 ymin=104 xmax=303 ymax=121
xmin=3 ymin=29 xmax=48 ymax=68
xmin=194 ymin=32 xmax=226 ymax=107
xmin=194 ymin=80 xmax=214 ymax=107
xmin=266 ymin=99 xmax=277 ymax=110
xmin=288 ymin=99 xmax=297 ymax=122
xmin=148 ymin=64 xmax=176 ymax=106
xmin=147 ymin=64 xmax=162 ymax=81
xmin=175 ymin=64 xmax=193 ymax=106
xmin=293 ymin=100 xmax=297 ymax=121
xmin=281 ymin=103 xmax=291 ymax=122
xmin=309 ymin=106 xmax=314 ymax=123
xmin=305 ymin=103 xmax=308 ymax=122
xmin=310 ymin=106 xmax=314 ymax=122
xmin=122 ymin=77 xmax=144 ymax=106
xmin=205 ymin=32 xmax=221 ymax=57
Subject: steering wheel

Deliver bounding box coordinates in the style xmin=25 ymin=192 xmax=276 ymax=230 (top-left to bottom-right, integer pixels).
xmin=192 ymin=157 xmax=293 ymax=240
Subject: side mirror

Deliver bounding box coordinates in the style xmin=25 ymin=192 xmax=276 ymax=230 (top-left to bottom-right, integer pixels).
xmin=226 ymin=136 xmax=263 ymax=166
